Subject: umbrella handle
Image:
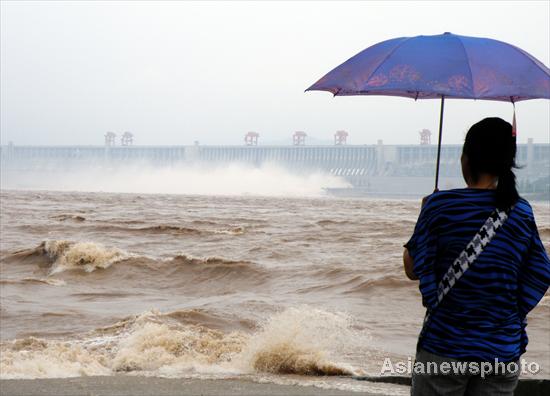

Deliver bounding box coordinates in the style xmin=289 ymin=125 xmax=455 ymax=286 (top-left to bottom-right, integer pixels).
xmin=434 ymin=96 xmax=445 ymax=191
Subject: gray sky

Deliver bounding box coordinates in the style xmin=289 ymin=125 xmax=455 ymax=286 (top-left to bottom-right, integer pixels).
xmin=1 ymin=0 xmax=549 ymax=146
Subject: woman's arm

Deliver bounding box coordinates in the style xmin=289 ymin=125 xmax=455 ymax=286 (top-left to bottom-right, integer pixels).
xmin=517 ymin=227 xmax=550 ymax=319
xmin=404 ymin=194 xmax=435 ymax=282
xmin=403 ymin=248 xmax=418 ymax=280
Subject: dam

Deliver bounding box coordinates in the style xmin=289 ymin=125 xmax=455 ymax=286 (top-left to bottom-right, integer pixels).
xmin=1 ymin=141 xmax=548 ymax=195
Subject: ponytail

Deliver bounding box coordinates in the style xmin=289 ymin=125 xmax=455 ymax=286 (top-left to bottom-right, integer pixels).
xmin=496 ymin=168 xmax=519 ymax=210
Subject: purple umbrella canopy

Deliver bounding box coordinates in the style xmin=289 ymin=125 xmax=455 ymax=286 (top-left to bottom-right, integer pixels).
xmin=307 ymin=32 xmax=550 ymax=101
xmin=306 ymin=32 xmax=550 ymax=190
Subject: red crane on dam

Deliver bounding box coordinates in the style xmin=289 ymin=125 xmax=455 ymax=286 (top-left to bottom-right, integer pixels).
xmin=244 ymin=131 xmax=259 ymax=146
xmin=293 ymin=131 xmax=307 ymax=146
xmin=334 ymin=130 xmax=348 ymax=145
xmin=121 ymin=132 xmax=134 ymax=146
xmin=104 ymin=132 xmax=116 ymax=147
xmin=419 ymin=129 xmax=432 ymax=145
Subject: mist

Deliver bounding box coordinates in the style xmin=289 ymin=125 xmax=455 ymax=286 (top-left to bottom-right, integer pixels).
xmin=1 ymin=162 xmax=350 ymax=197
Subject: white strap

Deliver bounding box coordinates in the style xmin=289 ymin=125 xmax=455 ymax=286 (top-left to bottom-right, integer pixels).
xmin=436 ymin=208 xmax=509 ymax=304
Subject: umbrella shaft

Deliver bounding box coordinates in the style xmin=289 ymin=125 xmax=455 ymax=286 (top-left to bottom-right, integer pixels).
xmin=434 ymin=96 xmax=445 ymax=191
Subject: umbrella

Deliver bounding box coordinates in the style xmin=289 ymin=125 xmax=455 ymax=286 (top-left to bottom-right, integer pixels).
xmin=306 ymin=32 xmax=550 ymax=190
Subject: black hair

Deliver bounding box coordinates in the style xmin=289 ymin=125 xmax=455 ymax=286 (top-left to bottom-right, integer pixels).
xmin=462 ymin=117 xmax=519 ymax=210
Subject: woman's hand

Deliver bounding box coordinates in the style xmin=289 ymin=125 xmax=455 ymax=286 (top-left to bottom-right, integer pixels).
xmin=403 ymin=248 xmax=418 ymax=280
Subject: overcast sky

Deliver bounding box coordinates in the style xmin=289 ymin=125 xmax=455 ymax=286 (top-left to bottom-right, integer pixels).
xmin=1 ymin=0 xmax=549 ymax=146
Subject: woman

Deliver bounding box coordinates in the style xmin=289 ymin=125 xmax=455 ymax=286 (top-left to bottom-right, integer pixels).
xmin=403 ymin=117 xmax=550 ymax=396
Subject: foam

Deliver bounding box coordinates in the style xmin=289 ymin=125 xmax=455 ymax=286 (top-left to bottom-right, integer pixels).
xmin=0 ymin=307 xmax=368 ymax=379
xmin=236 ymin=307 xmax=363 ymax=376
xmin=43 ymin=240 xmax=130 ymax=274
xmin=0 ymin=338 xmax=111 ymax=379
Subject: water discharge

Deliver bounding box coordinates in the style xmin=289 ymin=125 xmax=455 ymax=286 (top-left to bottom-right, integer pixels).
xmin=2 ymin=162 xmax=350 ymax=197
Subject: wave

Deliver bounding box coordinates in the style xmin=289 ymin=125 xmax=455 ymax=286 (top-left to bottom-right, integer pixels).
xmin=93 ymin=224 xmax=204 ymax=235
xmin=164 ymin=309 xmax=255 ymax=332
xmin=190 ymin=220 xmax=220 ymax=226
xmin=88 ymin=224 xmax=246 ymax=236
xmin=156 ymin=255 xmax=267 ymax=290
xmin=50 ymin=240 xmax=129 ymax=274
xmin=343 ymin=275 xmax=412 ymax=294
xmin=0 ymin=336 xmax=112 ymax=378
xmin=136 ymin=224 xmax=245 ymax=236
xmin=13 ymin=218 xmax=248 ymax=238
xmin=237 ymin=307 xmax=360 ymax=376
xmin=212 ymin=226 xmax=245 ymax=235
xmin=0 ymin=277 xmax=66 ymax=286
xmin=2 ymin=241 xmax=264 ymax=288
xmin=169 ymin=254 xmax=253 ymax=269
xmin=2 ymin=240 xmax=130 ymax=274
xmin=293 ymin=272 xmax=413 ymax=296
xmin=316 ymin=219 xmax=354 ymax=227
xmin=51 ymin=214 xmax=86 ymax=222
xmin=0 ymin=307 xmax=366 ymax=379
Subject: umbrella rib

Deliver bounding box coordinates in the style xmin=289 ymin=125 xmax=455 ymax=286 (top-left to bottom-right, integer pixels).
xmin=454 ymin=36 xmax=475 ymax=98
xmin=495 ymin=40 xmax=550 ymax=76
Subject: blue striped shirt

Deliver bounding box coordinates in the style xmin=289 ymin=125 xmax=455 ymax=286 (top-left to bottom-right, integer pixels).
xmin=406 ymin=188 xmax=550 ymax=362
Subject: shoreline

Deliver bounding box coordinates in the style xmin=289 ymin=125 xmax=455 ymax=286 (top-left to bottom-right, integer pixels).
xmin=0 ymin=376 xmax=385 ymax=396
xmin=1 ymin=376 xmax=549 ymax=396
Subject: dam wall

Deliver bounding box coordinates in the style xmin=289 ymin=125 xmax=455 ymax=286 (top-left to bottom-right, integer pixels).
xmin=1 ymin=142 xmax=548 ymax=191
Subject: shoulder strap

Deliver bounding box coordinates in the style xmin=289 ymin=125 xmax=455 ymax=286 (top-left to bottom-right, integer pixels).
xmin=436 ymin=207 xmax=510 ymax=305
xmin=419 ymin=206 xmax=512 ymax=339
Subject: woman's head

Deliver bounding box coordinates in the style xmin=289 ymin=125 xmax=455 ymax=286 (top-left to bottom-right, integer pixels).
xmin=462 ymin=117 xmax=519 ymax=210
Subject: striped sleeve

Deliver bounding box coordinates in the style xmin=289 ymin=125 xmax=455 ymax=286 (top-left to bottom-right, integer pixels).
xmin=518 ymin=223 xmax=550 ymax=319
xmin=405 ymin=195 xmax=438 ymax=309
